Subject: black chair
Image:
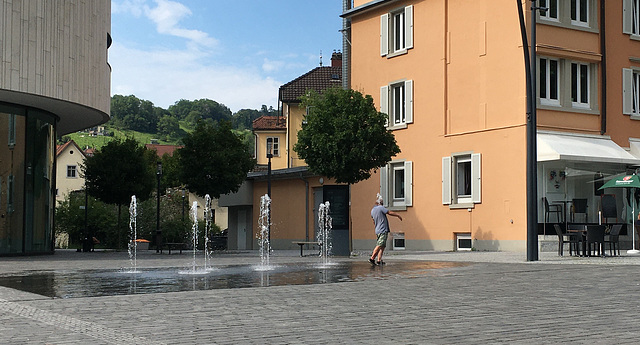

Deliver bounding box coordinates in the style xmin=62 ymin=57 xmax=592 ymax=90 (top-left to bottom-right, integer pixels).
xmin=544 ymin=197 xmax=563 ymax=223
xmin=586 ymin=225 xmax=605 ymax=257
xmin=570 ymin=198 xmax=588 ymax=222
xmin=604 ymin=224 xmax=622 ymax=257
xmin=554 ymin=224 xmax=581 ymax=256
xmin=600 ymin=194 xmax=617 ymax=224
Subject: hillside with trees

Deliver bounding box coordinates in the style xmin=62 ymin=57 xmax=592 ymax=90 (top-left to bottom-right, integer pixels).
xmin=60 ymin=95 xmax=278 ymax=151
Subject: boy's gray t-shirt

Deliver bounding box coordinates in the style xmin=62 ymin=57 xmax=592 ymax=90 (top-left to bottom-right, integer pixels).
xmin=371 ymin=205 xmax=390 ymax=235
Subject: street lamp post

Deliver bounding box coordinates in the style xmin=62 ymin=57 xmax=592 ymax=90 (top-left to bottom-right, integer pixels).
xmin=267 ymin=147 xmax=273 ymax=245
xmin=181 ymin=188 xmax=186 ymax=222
xmin=156 ymin=161 xmax=163 ymax=253
xmin=518 ymin=0 xmax=546 ymax=261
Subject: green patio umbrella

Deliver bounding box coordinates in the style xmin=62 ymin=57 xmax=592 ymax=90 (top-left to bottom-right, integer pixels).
xmin=599 ymin=175 xmax=640 ymax=253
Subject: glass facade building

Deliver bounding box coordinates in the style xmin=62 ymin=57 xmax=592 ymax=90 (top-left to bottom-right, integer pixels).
xmin=0 ymin=0 xmax=111 ymax=255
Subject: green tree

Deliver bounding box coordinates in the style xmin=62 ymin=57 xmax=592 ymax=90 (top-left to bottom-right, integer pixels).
xmin=110 ymin=94 xmax=159 ymax=133
xmin=82 ymin=138 xmax=157 ymax=248
xmin=169 ymin=98 xmax=232 ymax=128
xmin=178 ymin=120 xmax=256 ymax=198
xmin=294 ymin=87 xmax=401 ymax=184
xmin=55 ymin=191 xmax=118 ymax=248
xmin=157 ymin=115 xmax=181 ymax=140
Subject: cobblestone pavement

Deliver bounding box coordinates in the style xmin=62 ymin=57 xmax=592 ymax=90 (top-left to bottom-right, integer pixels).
xmin=1 ymin=249 xmax=640 ymax=344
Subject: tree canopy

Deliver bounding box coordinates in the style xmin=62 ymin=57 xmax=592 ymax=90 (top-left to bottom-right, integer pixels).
xmin=178 ymin=120 xmax=256 ymax=198
xmin=110 ymin=94 xmax=160 ymax=132
xmin=293 ymin=87 xmax=401 ymax=184
xmin=168 ymin=98 xmax=232 ymax=127
xmin=82 ymin=137 xmax=157 ymax=205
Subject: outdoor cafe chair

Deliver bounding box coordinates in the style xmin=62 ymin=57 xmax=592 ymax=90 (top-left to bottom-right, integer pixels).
xmin=570 ymin=198 xmax=588 ymax=222
xmin=586 ymin=225 xmax=605 ymax=257
xmin=544 ymin=197 xmax=563 ymax=224
xmin=554 ymin=224 xmax=581 ymax=256
xmin=604 ymin=224 xmax=622 ymax=257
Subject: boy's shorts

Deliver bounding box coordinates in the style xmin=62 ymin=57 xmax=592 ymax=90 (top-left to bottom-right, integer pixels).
xmin=376 ymin=232 xmax=388 ymax=247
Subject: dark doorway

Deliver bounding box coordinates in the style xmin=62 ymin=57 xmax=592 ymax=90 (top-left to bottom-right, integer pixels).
xmin=323 ymin=185 xmax=350 ymax=256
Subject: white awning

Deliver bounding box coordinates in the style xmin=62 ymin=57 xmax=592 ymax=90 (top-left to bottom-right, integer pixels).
xmin=537 ymin=131 xmax=640 ymax=165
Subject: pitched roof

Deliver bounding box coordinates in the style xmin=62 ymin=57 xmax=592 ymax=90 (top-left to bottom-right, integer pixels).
xmin=252 ymin=116 xmax=287 ymax=131
xmin=279 ymin=65 xmax=342 ymax=103
xmin=56 ymin=140 xmax=86 ymax=158
xmin=145 ymin=144 xmax=182 ymax=157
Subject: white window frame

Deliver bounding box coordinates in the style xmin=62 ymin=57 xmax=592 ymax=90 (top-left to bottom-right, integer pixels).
xmin=571 ymin=61 xmax=590 ymax=109
xmin=624 ymin=0 xmax=640 ymax=37
xmin=380 ymin=80 xmax=413 ymax=129
xmin=380 ymin=160 xmax=412 ymax=210
xmin=539 ymin=57 xmax=560 ymax=106
xmin=623 ymin=68 xmax=640 ymax=118
xmin=571 ymin=0 xmax=589 ymax=27
xmin=442 ymin=153 xmax=481 ymax=207
xmin=540 ymin=0 xmax=559 ymax=21
xmin=266 ymin=137 xmax=279 ymax=157
xmin=66 ymin=165 xmax=77 ymax=178
xmin=380 ymin=5 xmax=413 ymax=57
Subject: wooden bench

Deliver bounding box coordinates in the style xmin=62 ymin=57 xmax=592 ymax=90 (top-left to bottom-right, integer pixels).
xmin=293 ymin=241 xmax=321 ymax=257
xmin=161 ymin=242 xmax=186 ymax=254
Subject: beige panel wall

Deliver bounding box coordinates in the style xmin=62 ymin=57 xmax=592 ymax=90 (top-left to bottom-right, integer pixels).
xmin=0 ymin=0 xmax=111 ymax=116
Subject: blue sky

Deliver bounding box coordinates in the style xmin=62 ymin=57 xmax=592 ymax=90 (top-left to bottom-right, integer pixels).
xmin=109 ymin=0 xmax=344 ymax=113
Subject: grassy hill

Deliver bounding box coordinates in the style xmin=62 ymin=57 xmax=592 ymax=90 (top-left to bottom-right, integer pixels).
xmin=62 ymin=124 xmax=253 ymax=152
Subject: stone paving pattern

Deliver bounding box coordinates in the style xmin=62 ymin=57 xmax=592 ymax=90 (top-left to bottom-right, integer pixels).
xmin=1 ymin=249 xmax=640 ymax=344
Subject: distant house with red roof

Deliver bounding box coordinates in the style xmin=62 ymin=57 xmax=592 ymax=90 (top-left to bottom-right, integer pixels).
xmin=145 ymin=144 xmax=182 ymax=158
xmin=55 ymin=140 xmax=87 ymax=203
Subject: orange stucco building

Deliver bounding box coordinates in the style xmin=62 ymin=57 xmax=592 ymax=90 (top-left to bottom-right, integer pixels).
xmin=345 ymin=0 xmax=640 ymax=252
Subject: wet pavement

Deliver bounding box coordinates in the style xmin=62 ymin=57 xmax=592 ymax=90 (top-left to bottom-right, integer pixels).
xmin=1 ymin=249 xmax=640 ymax=344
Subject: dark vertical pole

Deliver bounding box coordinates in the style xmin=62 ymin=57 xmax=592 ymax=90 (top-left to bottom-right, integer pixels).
xmin=267 ymin=152 xmax=272 ymax=245
xmin=181 ymin=189 xmax=185 ymax=222
xmin=156 ymin=162 xmax=162 ymax=252
xmin=527 ymin=1 xmax=540 ymax=261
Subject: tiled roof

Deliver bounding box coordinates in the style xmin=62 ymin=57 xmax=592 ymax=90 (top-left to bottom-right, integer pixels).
xmin=145 ymin=144 xmax=183 ymax=157
xmin=56 ymin=140 xmax=85 ymax=158
xmin=252 ymin=116 xmax=287 ymax=131
xmin=279 ymin=65 xmax=342 ymax=103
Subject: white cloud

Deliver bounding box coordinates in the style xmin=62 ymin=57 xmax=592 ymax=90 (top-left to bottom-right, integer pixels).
xmin=262 ymin=58 xmax=285 ymax=73
xmin=111 ymin=0 xmax=146 ymax=16
xmin=109 ymin=43 xmax=280 ymax=112
xmin=144 ymin=0 xmax=217 ymax=48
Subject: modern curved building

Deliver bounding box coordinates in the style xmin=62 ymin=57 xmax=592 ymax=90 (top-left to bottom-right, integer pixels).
xmin=0 ymin=1 xmax=111 ymax=255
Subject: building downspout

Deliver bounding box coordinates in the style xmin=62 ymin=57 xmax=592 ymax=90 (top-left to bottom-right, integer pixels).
xmin=600 ymin=0 xmax=607 ymax=135
xmin=342 ymin=0 xmax=351 ymax=89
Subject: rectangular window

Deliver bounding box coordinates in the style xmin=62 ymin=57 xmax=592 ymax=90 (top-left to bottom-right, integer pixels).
xmin=624 ymin=0 xmax=640 ymax=36
xmin=571 ymin=62 xmax=590 ymax=108
xmin=266 ymin=137 xmax=279 ymax=156
xmin=392 ymin=82 xmax=405 ymax=125
xmin=380 ymin=5 xmax=413 ymax=56
xmin=66 ymin=165 xmax=77 ymax=178
xmin=380 ymin=160 xmax=412 ymax=209
xmin=571 ymin=0 xmax=588 ymax=26
xmin=442 ymin=153 xmax=481 ymax=206
xmin=393 ymin=11 xmax=405 ymax=52
xmin=623 ymin=68 xmax=640 ymax=116
xmin=393 ymin=163 xmax=405 ymax=201
xmin=540 ymin=0 xmax=558 ymax=20
xmin=380 ymin=80 xmax=413 ymax=128
xmin=456 ymin=157 xmax=472 ymax=203
xmin=540 ymin=57 xmax=559 ymax=105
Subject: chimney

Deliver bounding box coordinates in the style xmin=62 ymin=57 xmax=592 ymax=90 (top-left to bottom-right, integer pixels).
xmin=331 ymin=51 xmax=342 ymax=68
